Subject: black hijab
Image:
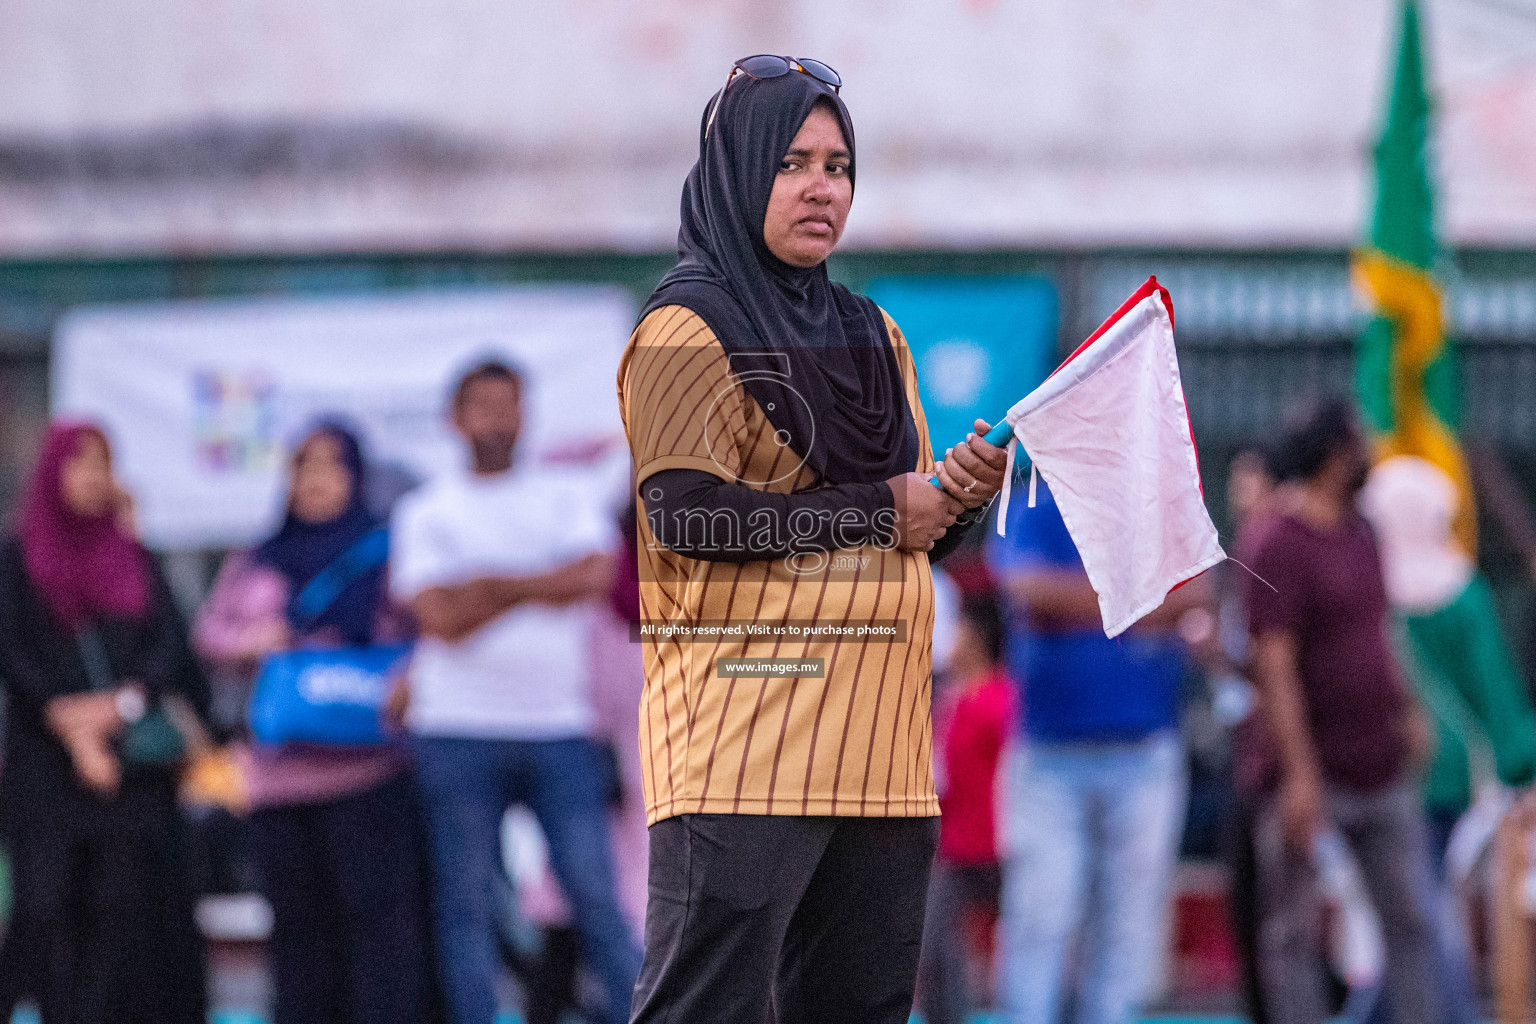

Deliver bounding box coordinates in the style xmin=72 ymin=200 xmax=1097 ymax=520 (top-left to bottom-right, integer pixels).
xmin=253 ymin=423 xmax=384 ymax=645
xmin=639 ymin=70 xmax=917 ymax=487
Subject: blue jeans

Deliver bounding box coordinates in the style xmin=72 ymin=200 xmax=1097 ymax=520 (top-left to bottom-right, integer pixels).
xmin=413 ymin=736 xmax=641 ymax=1024
xmin=996 ymin=731 xmax=1187 ymax=1024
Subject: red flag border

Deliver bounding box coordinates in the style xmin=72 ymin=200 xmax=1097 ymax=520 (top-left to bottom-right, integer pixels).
xmin=1049 ymin=275 xmax=1175 ymax=380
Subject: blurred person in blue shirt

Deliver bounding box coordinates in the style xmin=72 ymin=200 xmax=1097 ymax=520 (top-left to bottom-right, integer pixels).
xmin=989 ymin=477 xmax=1206 ymax=1024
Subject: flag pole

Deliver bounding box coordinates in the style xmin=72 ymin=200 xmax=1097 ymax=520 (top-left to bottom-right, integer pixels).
xmin=928 ymin=420 xmax=1016 ymax=490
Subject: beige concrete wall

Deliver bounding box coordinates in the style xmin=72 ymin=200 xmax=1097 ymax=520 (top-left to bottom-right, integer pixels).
xmin=0 ymin=0 xmax=1531 ymax=254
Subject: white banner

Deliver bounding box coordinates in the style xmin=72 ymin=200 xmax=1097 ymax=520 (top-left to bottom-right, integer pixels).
xmin=52 ymin=286 xmax=636 ymax=550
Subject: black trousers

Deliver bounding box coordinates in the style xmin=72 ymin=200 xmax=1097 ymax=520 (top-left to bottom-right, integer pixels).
xmin=250 ymin=772 xmax=436 ymax=1024
xmin=916 ymin=860 xmax=1002 ymax=1024
xmin=631 ymin=813 xmax=939 ymax=1024
xmin=1223 ymin=791 xmax=1271 ymax=1024
xmin=0 ymin=775 xmax=206 ymax=1024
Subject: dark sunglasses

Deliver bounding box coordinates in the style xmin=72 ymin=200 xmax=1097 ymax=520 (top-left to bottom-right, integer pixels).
xmin=704 ymin=55 xmax=843 ymax=139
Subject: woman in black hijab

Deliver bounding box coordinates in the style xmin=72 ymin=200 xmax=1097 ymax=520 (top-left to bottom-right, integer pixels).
xmin=618 ymin=59 xmax=1007 ymax=1024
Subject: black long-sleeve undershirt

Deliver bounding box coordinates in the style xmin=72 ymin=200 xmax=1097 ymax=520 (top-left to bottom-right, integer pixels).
xmin=640 ymin=468 xmax=979 ymax=564
xmin=928 ymin=511 xmax=980 ymax=563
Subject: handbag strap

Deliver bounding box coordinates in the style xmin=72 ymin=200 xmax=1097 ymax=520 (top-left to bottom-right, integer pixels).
xmin=75 ymin=625 xmax=117 ymax=692
xmin=288 ymin=528 xmax=390 ymax=631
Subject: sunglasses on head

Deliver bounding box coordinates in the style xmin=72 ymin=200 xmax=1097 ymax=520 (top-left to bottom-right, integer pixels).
xmin=704 ymin=55 xmax=843 ymax=139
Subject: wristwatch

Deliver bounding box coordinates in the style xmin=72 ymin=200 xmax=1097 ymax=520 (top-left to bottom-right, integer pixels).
xmin=115 ymin=687 xmax=146 ymax=724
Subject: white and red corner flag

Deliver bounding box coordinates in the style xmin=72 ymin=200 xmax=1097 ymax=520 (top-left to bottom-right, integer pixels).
xmin=996 ymin=276 xmax=1225 ymax=638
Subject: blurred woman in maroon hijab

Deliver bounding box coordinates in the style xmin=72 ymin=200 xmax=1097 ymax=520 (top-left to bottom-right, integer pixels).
xmin=0 ymin=422 xmax=210 ymax=1024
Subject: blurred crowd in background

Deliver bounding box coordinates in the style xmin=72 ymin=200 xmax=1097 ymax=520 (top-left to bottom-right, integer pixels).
xmin=2 ymin=360 xmax=1536 ymax=1024
xmin=0 ymin=1 xmax=1534 ymax=1023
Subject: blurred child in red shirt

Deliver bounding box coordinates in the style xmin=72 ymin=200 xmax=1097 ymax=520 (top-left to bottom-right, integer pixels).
xmin=919 ymin=590 xmax=1017 ymax=1024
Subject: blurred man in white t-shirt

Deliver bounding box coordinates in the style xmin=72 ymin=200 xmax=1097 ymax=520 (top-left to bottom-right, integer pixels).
xmin=391 ymin=361 xmax=640 ymax=1024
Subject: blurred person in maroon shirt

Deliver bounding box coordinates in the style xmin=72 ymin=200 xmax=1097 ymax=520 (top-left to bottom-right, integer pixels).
xmin=1245 ymin=399 xmax=1441 ymax=1024
xmin=919 ymin=592 xmax=1016 ymax=1024
xmin=1217 ymin=443 xmax=1279 ymax=1024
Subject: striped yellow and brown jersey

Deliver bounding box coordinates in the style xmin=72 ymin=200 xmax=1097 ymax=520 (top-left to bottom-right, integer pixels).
xmin=616 ymin=304 xmax=940 ymax=825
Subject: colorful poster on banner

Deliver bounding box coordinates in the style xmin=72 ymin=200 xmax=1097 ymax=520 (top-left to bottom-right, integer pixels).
xmin=864 ymin=276 xmax=1059 ymax=462
xmin=53 ymin=286 xmax=635 ymax=550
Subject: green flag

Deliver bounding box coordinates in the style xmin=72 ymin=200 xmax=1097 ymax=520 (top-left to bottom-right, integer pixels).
xmin=1353 ymin=0 xmax=1474 ymax=553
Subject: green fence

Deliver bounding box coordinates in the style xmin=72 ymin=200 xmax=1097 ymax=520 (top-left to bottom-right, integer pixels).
xmin=3 ymin=246 xmax=1534 ymax=542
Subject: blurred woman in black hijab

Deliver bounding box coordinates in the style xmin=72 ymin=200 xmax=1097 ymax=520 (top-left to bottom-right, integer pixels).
xmin=194 ymin=423 xmax=434 ymax=1024
xmin=618 ymin=58 xmax=1007 ymax=1024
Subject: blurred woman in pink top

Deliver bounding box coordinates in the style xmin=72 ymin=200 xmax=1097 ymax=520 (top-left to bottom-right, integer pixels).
xmin=194 ymin=422 xmax=435 ymax=1024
